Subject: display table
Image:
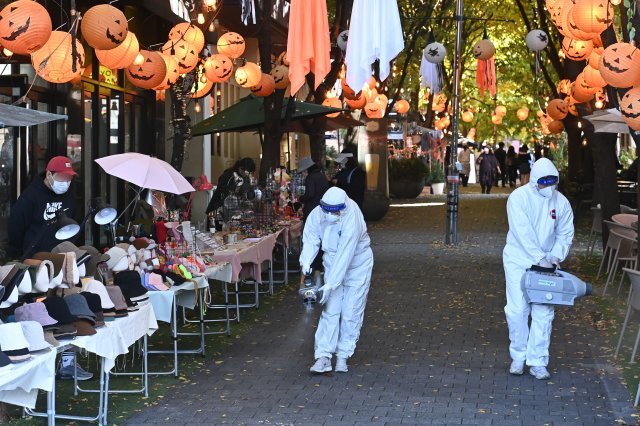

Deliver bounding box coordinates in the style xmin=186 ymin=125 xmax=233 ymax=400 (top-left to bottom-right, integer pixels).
xmin=0 ymin=348 xmax=56 ymax=411
xmin=274 ymin=220 xmax=303 ymax=284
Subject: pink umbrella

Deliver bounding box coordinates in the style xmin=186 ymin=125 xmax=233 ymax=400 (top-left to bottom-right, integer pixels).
xmin=95 ymin=153 xmax=195 ymax=194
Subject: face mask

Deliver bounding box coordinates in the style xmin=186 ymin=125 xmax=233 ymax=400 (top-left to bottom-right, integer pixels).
xmin=49 ymin=175 xmax=71 ymax=194
xmin=538 ymin=185 xmax=556 ymax=198
xmin=324 ymin=212 xmax=340 ymax=223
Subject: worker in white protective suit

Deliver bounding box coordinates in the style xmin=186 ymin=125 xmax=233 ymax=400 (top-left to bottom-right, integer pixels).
xmin=503 ymin=157 xmax=574 ymax=380
xmin=300 ymin=187 xmax=374 ymax=374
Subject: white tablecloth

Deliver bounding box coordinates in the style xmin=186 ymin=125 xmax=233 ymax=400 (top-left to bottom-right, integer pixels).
xmin=0 ymin=347 xmax=57 ymax=409
xmin=69 ymin=303 xmax=158 ymax=373
xmin=148 ymin=275 xmax=211 ymax=323
xmin=203 ymin=261 xmax=234 ymax=283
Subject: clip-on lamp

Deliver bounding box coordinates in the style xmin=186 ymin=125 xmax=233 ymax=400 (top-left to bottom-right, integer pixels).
xmin=21 ymin=209 xmax=81 ymax=261
xmin=74 ymin=198 xmax=117 ymax=244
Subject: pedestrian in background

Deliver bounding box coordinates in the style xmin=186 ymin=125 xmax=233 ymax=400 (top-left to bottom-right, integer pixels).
xmin=476 ymin=146 xmax=500 ymax=194
xmin=495 ymin=142 xmax=507 ymax=188
xmin=458 ymin=143 xmax=471 ymax=187
xmin=518 ymin=145 xmax=532 ymax=185
xmin=506 ymin=146 xmax=518 ymax=188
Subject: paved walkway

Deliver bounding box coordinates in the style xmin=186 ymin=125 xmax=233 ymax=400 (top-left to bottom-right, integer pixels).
xmin=127 ymin=192 xmax=638 ymax=425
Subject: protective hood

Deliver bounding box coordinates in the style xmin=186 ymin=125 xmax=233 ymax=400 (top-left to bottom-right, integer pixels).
xmin=320 ymin=187 xmax=348 ymax=212
xmin=529 ymin=158 xmax=559 ymax=189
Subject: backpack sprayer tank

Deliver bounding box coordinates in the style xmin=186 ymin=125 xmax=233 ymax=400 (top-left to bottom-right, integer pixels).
xmin=521 ymin=265 xmax=592 ymax=306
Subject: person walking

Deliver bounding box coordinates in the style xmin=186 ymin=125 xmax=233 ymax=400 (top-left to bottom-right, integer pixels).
xmin=503 ymin=158 xmax=574 ymax=380
xmin=506 ymin=145 xmax=518 ymax=188
xmin=476 ymin=146 xmax=500 ymax=194
xmin=518 ymin=145 xmax=532 ymax=186
xmin=300 ymin=187 xmax=374 ymax=374
xmin=298 ymin=157 xmax=329 ymax=221
xmin=458 ymin=143 xmax=471 ymax=187
xmin=495 ymin=142 xmax=507 ymax=188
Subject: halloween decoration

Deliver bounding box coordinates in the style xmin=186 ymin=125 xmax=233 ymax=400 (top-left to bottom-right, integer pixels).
xmin=153 ymin=54 xmax=180 ymax=90
xmin=169 ymin=22 xmax=205 ymax=52
xmin=277 ymin=51 xmax=289 ymax=66
xmin=376 ymin=94 xmax=389 ymax=109
xmin=525 ymin=29 xmax=549 ymax=51
xmin=345 ymin=93 xmax=366 ymax=109
xmin=270 ymin=65 xmax=290 ymax=89
xmin=461 ymin=110 xmax=474 ymax=122
xmin=620 ymin=86 xmax=640 ymax=131
xmin=31 ymin=31 xmax=84 ymax=84
xmin=552 ymin=0 xmax=574 ymax=37
xmin=364 ymin=101 xmax=384 ymax=119
xmin=250 ymin=73 xmax=276 ymax=97
xmin=162 ymin=39 xmax=199 ymax=74
xmin=125 ymin=50 xmax=167 ymax=90
xmin=571 ymin=74 xmax=597 ymax=102
xmin=156 ymin=89 xmax=166 ymax=102
xmin=561 ymin=37 xmax=593 ymax=61
xmin=495 ymin=105 xmax=507 ymax=116
xmin=337 ymin=30 xmax=349 ymax=51
xmin=557 ymin=79 xmax=572 ymax=95
xmin=548 ymin=120 xmax=565 ymax=134
xmin=472 ymin=39 xmax=496 ymax=60
xmin=204 ymin=54 xmax=233 ymax=83
xmin=81 ymin=4 xmax=128 ymax=50
xmin=517 ymin=107 xmax=530 ymax=120
xmin=491 ymin=114 xmax=502 ymax=125
xmin=341 ymin=78 xmax=357 ymax=99
xmin=599 ymin=42 xmax=640 ymax=88
xmin=0 ymin=0 xmax=52 ymax=56
xmin=432 ymin=93 xmax=447 ymax=112
xmin=572 ymin=0 xmax=614 ymax=35
xmin=588 ymin=47 xmax=603 ymax=70
xmin=96 ymin=31 xmax=140 ymax=69
xmin=322 ymin=97 xmax=342 ymax=118
xmin=363 ymin=86 xmax=378 ymax=103
xmin=546 ymin=99 xmax=568 ymax=120
xmin=394 ymin=99 xmax=410 ymax=114
xmin=191 ymin=74 xmax=214 ymax=99
xmin=235 ymin=61 xmax=261 ymax=88
xmin=565 ymin=95 xmax=579 ymax=116
xmin=423 ymin=42 xmax=446 ymax=64
xmin=476 ymin=56 xmax=497 ymax=97
xmin=566 ymin=8 xmax=593 ymax=41
xmin=582 ymin=64 xmax=607 ymax=88
xmin=217 ymin=32 xmax=245 ymax=59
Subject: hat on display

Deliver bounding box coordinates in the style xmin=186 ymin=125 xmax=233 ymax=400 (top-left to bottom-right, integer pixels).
xmin=33 ymin=252 xmax=66 ymax=288
xmin=114 ymin=270 xmax=149 ymax=310
xmin=42 ymin=296 xmax=76 ymax=324
xmin=15 ymin=302 xmax=58 ymax=329
xmin=43 ymin=330 xmax=60 ymax=348
xmin=23 ymin=259 xmax=54 ymax=292
xmin=0 ymin=323 xmax=31 ymax=362
xmin=6 ymin=262 xmax=35 ymax=295
xmin=0 ymin=264 xmax=16 ymax=304
xmin=0 ymin=351 xmax=12 ymax=375
xmin=319 ymin=187 xmax=348 ymax=213
xmin=19 ymin=321 xmax=50 ymax=352
xmin=52 ymin=323 xmax=77 ymax=340
xmin=105 ymin=246 xmax=129 ymax=271
xmin=78 ymin=246 xmax=110 ymax=278
xmin=105 ymin=285 xmax=129 ymax=317
xmin=132 ymin=237 xmax=157 ymax=251
xmin=80 ymin=292 xmax=105 ymax=327
xmin=148 ymin=273 xmax=169 ymax=291
xmin=297 ymin=157 xmax=315 ymax=172
xmin=59 ymin=252 xmax=79 ymax=286
xmin=0 ymin=264 xmax=23 ymax=307
xmin=64 ymin=294 xmax=97 ymax=325
xmin=81 ymin=279 xmax=115 ymax=310
xmin=73 ymin=319 xmax=96 ymax=336
xmin=46 ymin=155 xmax=77 ymax=177
xmin=52 ymin=242 xmax=91 ymax=266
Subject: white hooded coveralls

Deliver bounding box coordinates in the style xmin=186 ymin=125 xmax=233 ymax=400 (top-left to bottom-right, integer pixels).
xmin=300 ymin=188 xmax=374 ymax=360
xmin=503 ymin=158 xmax=574 ymax=367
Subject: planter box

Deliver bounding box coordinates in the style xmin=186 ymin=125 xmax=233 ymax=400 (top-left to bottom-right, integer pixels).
xmin=389 ymin=179 xmax=425 ymax=199
xmin=431 ymin=182 xmax=445 ymax=195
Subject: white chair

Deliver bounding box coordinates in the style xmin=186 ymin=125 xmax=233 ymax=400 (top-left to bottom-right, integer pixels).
xmin=618 ymin=268 xmax=640 ymax=406
xmin=598 ymin=221 xmax=627 ymax=286
xmin=601 ymin=226 xmax=637 ymax=295
xmin=587 ymin=207 xmax=602 ymax=258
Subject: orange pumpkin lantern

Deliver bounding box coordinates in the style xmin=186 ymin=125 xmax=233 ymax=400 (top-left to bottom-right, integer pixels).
xmin=323 ymin=97 xmax=342 ymax=118
xmin=571 ymin=74 xmax=597 ymax=102
xmin=495 ymin=105 xmax=507 ymax=116
xmin=341 ymin=79 xmax=356 ymax=100
xmin=125 ymin=50 xmax=167 ymax=89
xmin=472 ymin=39 xmax=496 ymax=60
xmin=565 ymin=95 xmax=579 ymax=116
xmin=81 ymin=4 xmax=128 ymax=50
xmin=557 ymin=79 xmax=572 ymax=95
xmin=169 ymin=22 xmax=204 ymax=52
xmin=204 ymin=54 xmax=233 ymax=83
xmin=461 ymin=110 xmax=474 ymax=122
xmin=571 ymin=0 xmax=614 ymax=34
xmin=599 ymin=42 xmax=640 ymax=88
xmin=491 ymin=114 xmax=502 ymax=125
xmin=362 ymin=87 xmax=378 ymax=103
xmin=588 ymin=47 xmax=603 ymax=70
xmin=366 ymin=76 xmax=377 ymax=90
xmin=250 ymin=73 xmax=276 ymax=97
xmin=516 ymin=107 xmax=529 ymax=120
xmin=235 ymin=61 xmax=261 ymax=88
xmin=364 ymin=102 xmax=384 ymax=119
xmin=95 ymin=31 xmax=140 ymax=69
xmin=217 ymin=32 xmax=245 ymax=59
xmin=546 ymin=99 xmax=568 ymax=120
xmin=153 ymin=54 xmax=179 ymax=90
xmin=561 ymin=37 xmax=593 ymax=61
xmin=31 ymin=31 xmax=84 ymax=83
xmin=554 ymin=0 xmax=575 ymax=37
xmin=156 ymin=89 xmax=166 ymax=102
xmin=376 ymin=94 xmax=388 ymax=109
xmin=620 ymin=86 xmax=640 ymax=131
xmin=548 ymin=120 xmax=565 ymax=134
xmin=0 ymin=0 xmax=52 ymax=55
xmin=582 ymin=65 xmax=606 ymax=88
xmin=395 ymin=99 xmax=410 ymax=114
xmin=191 ymin=74 xmax=214 ymax=99
xmin=566 ymin=7 xmax=592 ymax=41
xmin=162 ymin=39 xmax=199 ymax=74
xmin=270 ymin=65 xmax=290 ymax=89
xmin=346 ymin=93 xmax=366 ymax=109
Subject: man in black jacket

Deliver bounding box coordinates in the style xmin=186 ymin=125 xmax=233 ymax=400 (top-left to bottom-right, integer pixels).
xmin=298 ymin=157 xmax=329 ymax=221
xmin=332 ymin=149 xmax=365 ymax=208
xmin=495 ymin=142 xmax=507 ymax=188
xmin=8 ymin=156 xmax=77 ymax=257
xmin=205 ymin=157 xmax=256 ymax=214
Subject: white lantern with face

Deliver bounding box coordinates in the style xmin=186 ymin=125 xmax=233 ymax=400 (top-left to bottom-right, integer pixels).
xmin=337 ymin=30 xmax=349 ymax=51
xmin=526 ymin=29 xmax=549 ymax=52
xmin=423 ymin=42 xmax=447 ymax=64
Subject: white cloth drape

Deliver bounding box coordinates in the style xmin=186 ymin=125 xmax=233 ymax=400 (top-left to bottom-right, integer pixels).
xmin=420 ymin=53 xmax=443 ymax=94
xmin=345 ymin=0 xmax=404 ymax=91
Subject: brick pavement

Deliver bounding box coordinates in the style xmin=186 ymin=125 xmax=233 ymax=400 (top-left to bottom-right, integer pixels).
xmin=127 ymin=194 xmax=638 ymax=425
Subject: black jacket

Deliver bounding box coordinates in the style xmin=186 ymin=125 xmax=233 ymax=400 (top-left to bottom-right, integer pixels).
xmin=334 ymin=166 xmax=365 ymax=207
xmin=494 ymin=147 xmax=506 ymax=167
xmin=298 ymin=168 xmax=329 ymax=220
xmin=206 ymin=168 xmax=238 ymax=214
xmin=8 ymin=177 xmax=76 ymax=257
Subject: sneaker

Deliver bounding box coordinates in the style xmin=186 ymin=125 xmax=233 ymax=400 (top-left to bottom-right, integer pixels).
xmin=529 ymin=366 xmax=551 ymax=380
xmin=509 ymin=360 xmax=524 ymax=375
xmin=335 ymin=357 xmax=348 ymax=373
xmin=310 ymin=357 xmax=332 ymax=374
xmin=58 ymin=363 xmax=93 ymax=381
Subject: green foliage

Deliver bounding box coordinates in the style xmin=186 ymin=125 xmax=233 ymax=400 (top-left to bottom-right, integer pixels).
xmin=427 ymin=161 xmax=446 ymax=184
xmin=388 ymin=157 xmax=428 ymax=182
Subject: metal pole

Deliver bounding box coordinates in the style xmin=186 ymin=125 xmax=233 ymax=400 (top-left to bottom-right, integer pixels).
xmin=446 ymin=0 xmax=464 ymax=245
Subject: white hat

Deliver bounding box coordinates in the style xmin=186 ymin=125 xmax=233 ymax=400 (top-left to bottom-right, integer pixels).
xmin=336 ymin=153 xmax=353 ymax=164
xmin=19 ymin=321 xmax=50 ymax=352
xmin=105 ymin=247 xmax=129 ymax=271
xmin=297 ymin=157 xmax=315 ymax=172
xmin=82 ymin=279 xmax=115 ymax=310
xmin=0 ymin=323 xmax=31 ymax=362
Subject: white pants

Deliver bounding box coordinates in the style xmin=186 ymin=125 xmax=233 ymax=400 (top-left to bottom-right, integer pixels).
xmin=503 ymin=259 xmax=555 ymax=367
xmin=314 ymin=252 xmax=373 ymax=359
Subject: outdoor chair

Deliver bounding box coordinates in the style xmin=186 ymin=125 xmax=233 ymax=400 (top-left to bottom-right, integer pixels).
xmin=601 ymin=225 xmax=637 ymax=296
xmin=586 ymin=206 xmax=602 ymax=258
xmin=616 ymin=268 xmax=640 ymax=406
xmin=621 ymin=205 xmax=638 ymax=215
xmin=598 ymin=221 xmax=626 ymax=284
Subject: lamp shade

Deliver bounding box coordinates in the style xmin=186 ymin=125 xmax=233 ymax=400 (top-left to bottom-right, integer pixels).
xmin=93 ymin=201 xmax=117 ymax=225
xmin=54 ymin=211 xmax=80 ymax=240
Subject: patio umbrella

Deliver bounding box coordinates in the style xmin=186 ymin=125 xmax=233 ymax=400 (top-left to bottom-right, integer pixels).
xmin=0 ymin=103 xmax=67 ymax=127
xmin=584 ymin=108 xmax=630 ymax=134
xmin=191 ymin=94 xmax=344 ymax=136
xmin=286 ymin=0 xmax=331 ymax=95
xmin=284 ymin=113 xmax=364 ymax=133
xmin=95 ymin=153 xmax=195 ymax=195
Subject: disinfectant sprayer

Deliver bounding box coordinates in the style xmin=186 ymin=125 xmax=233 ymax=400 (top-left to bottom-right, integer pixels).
xmin=299 ymin=271 xmax=322 ymax=309
xmin=521 ymin=265 xmax=592 ymax=306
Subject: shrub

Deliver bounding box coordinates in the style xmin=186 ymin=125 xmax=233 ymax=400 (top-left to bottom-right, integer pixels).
xmin=388 ymin=157 xmax=428 ymax=182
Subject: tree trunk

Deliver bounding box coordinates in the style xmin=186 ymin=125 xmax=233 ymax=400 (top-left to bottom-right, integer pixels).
xmin=169 ymin=73 xmax=195 ymax=172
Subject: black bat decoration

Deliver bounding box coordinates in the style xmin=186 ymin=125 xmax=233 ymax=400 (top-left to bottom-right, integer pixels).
xmin=537 ymin=33 xmax=548 ymax=42
xmin=428 ymin=48 xmax=440 ymax=57
xmin=2 ymin=16 xmax=30 ymax=42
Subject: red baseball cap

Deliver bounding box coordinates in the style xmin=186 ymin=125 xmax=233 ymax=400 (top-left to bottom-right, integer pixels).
xmin=46 ymin=156 xmax=77 ymax=177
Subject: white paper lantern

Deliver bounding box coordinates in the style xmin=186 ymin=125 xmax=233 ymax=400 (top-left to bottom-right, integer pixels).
xmin=337 ymin=30 xmax=349 ymax=51
xmin=423 ymin=42 xmax=447 ymax=64
xmin=526 ymin=29 xmax=549 ymax=52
